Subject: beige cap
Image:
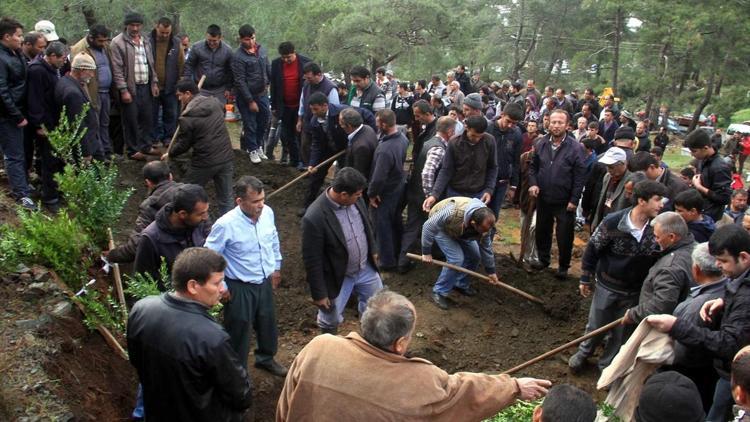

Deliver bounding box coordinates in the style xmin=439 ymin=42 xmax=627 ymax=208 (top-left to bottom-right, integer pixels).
xmin=71 ymin=53 xmax=96 ymax=70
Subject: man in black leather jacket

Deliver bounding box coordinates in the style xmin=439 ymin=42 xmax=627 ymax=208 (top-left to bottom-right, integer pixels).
xmin=127 ymin=247 xmax=252 ymax=422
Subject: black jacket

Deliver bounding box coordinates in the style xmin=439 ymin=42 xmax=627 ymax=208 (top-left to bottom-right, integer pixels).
xmin=127 ymin=293 xmax=252 ymax=422
xmin=671 ymin=268 xmax=750 ymax=379
xmin=599 ymin=120 xmax=619 ymax=144
xmin=412 ymin=116 xmax=437 ymax=162
xmin=270 ymin=53 xmax=311 ymax=112
xmin=183 ymin=40 xmax=233 ymax=91
xmin=231 ymin=44 xmax=270 ymax=102
xmin=26 ymin=57 xmax=59 ymax=130
xmin=345 ymin=124 xmax=378 ymax=180
xmin=133 ymin=204 xmax=211 ymax=286
xmin=301 ymin=194 xmax=377 ymax=300
xmin=149 ymin=30 xmax=183 ymax=94
xmin=659 ymin=168 xmax=689 ymax=211
xmin=487 ymin=121 xmax=522 ymax=187
xmin=108 ymin=180 xmax=184 ymax=263
xmin=170 ymin=95 xmax=234 ymax=167
xmin=368 ymin=131 xmax=408 ymax=198
xmin=528 ymin=133 xmax=587 ymax=205
xmin=54 ymin=75 xmax=98 ymax=157
xmin=431 ymin=132 xmax=498 ymax=198
xmin=581 ymin=207 xmax=660 ymax=294
xmin=309 ymin=103 xmax=375 ymax=166
xmin=697 ymin=152 xmax=732 ymax=222
xmin=0 ymin=43 xmax=27 ymax=124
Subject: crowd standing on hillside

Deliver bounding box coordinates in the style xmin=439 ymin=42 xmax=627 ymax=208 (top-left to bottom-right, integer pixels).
xmin=3 ymin=12 xmax=750 ymax=422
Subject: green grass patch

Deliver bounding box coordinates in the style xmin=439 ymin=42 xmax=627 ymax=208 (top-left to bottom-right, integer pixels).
xmin=731 ymin=108 xmax=750 ymax=124
xmin=495 ymin=213 xmax=521 ymax=246
xmin=662 ymin=148 xmax=694 ymax=170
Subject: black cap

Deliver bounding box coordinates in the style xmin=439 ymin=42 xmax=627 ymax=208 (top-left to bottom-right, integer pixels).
xmin=123 ymin=11 xmax=144 ymax=25
xmin=634 ymin=371 xmax=704 ymax=422
xmin=614 ymin=125 xmax=635 ymax=141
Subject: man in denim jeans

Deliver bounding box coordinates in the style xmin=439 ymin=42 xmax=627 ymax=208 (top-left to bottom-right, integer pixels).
xmin=232 ymin=24 xmax=270 ymax=164
xmin=0 ymin=17 xmax=34 ymax=209
xmin=420 ymin=197 xmax=500 ymax=310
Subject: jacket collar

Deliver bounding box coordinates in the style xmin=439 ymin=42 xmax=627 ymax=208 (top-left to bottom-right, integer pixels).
xmin=162 ymin=292 xmax=212 ymax=315
xmin=344 ymin=332 xmax=433 ymax=365
xmin=660 ymin=233 xmax=695 ymax=255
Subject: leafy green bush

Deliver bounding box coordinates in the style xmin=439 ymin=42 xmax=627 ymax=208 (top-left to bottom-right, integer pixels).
xmin=74 ymin=288 xmax=125 ymax=334
xmin=12 ymin=209 xmax=92 ymax=289
xmin=125 ymin=260 xmax=169 ymax=300
xmin=484 ymin=400 xmax=540 ymax=421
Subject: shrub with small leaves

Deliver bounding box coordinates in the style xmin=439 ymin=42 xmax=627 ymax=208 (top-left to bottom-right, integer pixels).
xmin=74 ymin=288 xmax=126 ymax=334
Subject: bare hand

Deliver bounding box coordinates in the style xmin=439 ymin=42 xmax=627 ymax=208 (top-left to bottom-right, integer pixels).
xmin=646 ymin=314 xmax=677 ymax=333
xmin=422 ymin=254 xmax=433 ymax=263
xmin=17 ymin=118 xmax=28 ymax=128
xmin=566 ymin=202 xmax=576 ymax=212
xmin=223 ymin=90 xmax=231 ymax=99
xmin=369 ymin=196 xmax=381 ymax=208
xmin=121 ymin=91 xmax=133 ymax=104
xmin=487 ymin=274 xmax=500 ymax=285
xmin=249 ymin=101 xmax=259 ymax=113
xmin=579 ymin=283 xmax=592 ymax=298
xmin=528 ymin=186 xmax=539 ymax=198
xmin=271 ymin=271 xmax=281 ymax=289
xmin=160 ymin=153 xmax=169 ymax=161
xmin=422 ymin=196 xmax=437 ymax=212
xmin=515 ymin=378 xmax=552 ymax=401
xmin=480 ymin=192 xmax=492 ymax=204
xmin=505 ymin=187 xmax=516 ymax=201
xmin=296 ymin=119 xmax=303 ymax=133
xmin=307 ymin=166 xmax=317 ymax=174
xmin=36 ymin=128 xmax=47 ymax=137
xmin=312 ymin=297 xmax=331 ymax=310
xmin=220 ymin=288 xmax=231 ymax=303
xmin=151 ymin=85 xmax=160 ymax=97
xmin=622 ymin=310 xmax=634 ymax=325
xmin=692 ymin=175 xmax=704 ymax=190
xmin=700 ymin=298 xmax=724 ymax=323
xmin=83 ymin=155 xmax=93 ymax=165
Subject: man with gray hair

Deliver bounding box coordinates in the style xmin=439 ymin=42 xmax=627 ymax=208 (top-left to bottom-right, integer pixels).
xmin=339 ymin=107 xmax=377 ymax=181
xmin=276 ymin=289 xmax=551 ymax=421
xmin=670 ymin=242 xmax=728 ymax=410
xmin=623 ymin=211 xmax=696 ymax=325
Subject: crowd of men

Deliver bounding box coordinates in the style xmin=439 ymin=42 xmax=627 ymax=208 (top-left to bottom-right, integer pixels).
xmin=4 ymin=12 xmax=750 ymax=422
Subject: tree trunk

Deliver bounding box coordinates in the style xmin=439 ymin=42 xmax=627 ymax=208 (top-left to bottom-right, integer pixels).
xmin=677 ymin=44 xmax=692 ymax=95
xmin=511 ymin=0 xmax=525 ymax=81
xmin=81 ymin=5 xmax=97 ymax=28
xmin=689 ymin=72 xmax=715 ymax=132
xmin=648 ymin=40 xmax=671 ymax=126
xmin=611 ymin=7 xmax=623 ymax=94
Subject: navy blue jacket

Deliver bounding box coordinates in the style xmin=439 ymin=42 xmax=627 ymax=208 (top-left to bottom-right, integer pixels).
xmin=487 ymin=121 xmax=522 ymax=187
xmin=368 ymin=131 xmax=408 ymax=198
xmin=599 ymin=119 xmax=619 ymax=144
xmin=308 ymin=103 xmax=375 ymax=166
xmin=528 ymin=133 xmax=587 ymax=205
xmin=231 ymin=45 xmax=270 ymax=102
xmin=26 ymin=57 xmax=59 ymax=131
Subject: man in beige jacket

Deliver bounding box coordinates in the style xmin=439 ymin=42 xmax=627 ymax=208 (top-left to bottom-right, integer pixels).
xmin=276 ymin=290 xmax=551 ymax=421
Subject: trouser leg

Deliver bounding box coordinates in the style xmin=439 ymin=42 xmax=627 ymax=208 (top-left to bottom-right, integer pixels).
xmin=223 ymin=280 xmax=254 ymax=370
xmin=0 ymin=120 xmax=30 ymax=198
xmin=534 ymin=200 xmax=556 ymax=267
xmin=253 ymin=277 xmax=278 ymax=365
xmin=554 ymin=203 xmax=576 ymax=269
xmin=398 ymin=198 xmax=427 ymax=267
xmin=433 ymin=232 xmax=464 ymax=296
xmin=98 ymin=92 xmax=112 ymax=155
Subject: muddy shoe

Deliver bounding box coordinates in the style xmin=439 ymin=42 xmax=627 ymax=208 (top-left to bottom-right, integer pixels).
xmin=529 ymin=261 xmax=548 ymax=271
xmin=431 ymin=292 xmax=449 ymax=310
xmin=454 ymin=286 xmax=478 ymax=297
xmin=255 ymin=360 xmax=288 ymax=377
xmin=568 ymin=351 xmax=587 ymax=374
xmin=554 ymin=268 xmax=568 ymax=280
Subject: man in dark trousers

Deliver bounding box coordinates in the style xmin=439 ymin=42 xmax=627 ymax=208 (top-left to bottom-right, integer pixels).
xmin=487 ymin=102 xmax=523 ymax=220
xmin=161 ymin=80 xmax=234 ymax=215
xmin=301 ymin=92 xmax=375 ymax=214
xmin=423 ymin=116 xmax=498 ymax=209
xmin=127 ymin=247 xmax=252 ymax=422
xmin=133 ymin=184 xmax=211 ymax=287
xmin=301 ymin=168 xmax=382 ymax=334
xmin=269 ymin=41 xmax=310 ymax=166
xmin=339 ymin=107 xmax=377 ymax=180
xmin=106 ymin=161 xmax=182 ymax=264
xmin=55 ymin=52 xmax=102 ymax=162
xmin=528 ymin=109 xmax=587 ymax=279
xmin=148 ymin=17 xmax=184 ymax=147
xmin=648 ymin=224 xmax=750 ymax=421
xmin=182 ymin=24 xmax=233 ymax=104
xmin=411 ymin=99 xmax=437 ymax=162
xmin=598 ymin=108 xmax=619 ymax=146
xmin=368 ymin=110 xmax=409 ymax=271
xmin=685 ymin=128 xmax=732 ymax=223
xmin=27 ymin=41 xmax=64 ymax=211
xmin=295 ymin=62 xmax=339 ymax=168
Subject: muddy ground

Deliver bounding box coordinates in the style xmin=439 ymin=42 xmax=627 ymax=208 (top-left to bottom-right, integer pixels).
xmin=0 ymin=148 xmax=601 ymax=421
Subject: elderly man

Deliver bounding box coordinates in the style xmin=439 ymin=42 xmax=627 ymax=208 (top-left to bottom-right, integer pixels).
xmin=647 ymin=224 xmax=750 ymax=421
xmin=339 ymin=107 xmax=377 ymax=180
xmin=301 ymin=168 xmax=381 ymax=334
xmin=623 ymin=211 xmax=696 ymax=325
xmin=205 ymin=176 xmax=287 ymax=377
xmin=276 ymin=290 xmax=551 ymax=421
xmin=421 ymin=197 xmax=500 ymax=310
xmin=127 ymin=247 xmax=252 ymax=422
xmin=110 ymin=11 xmax=159 ymax=161
xmin=569 ymin=180 xmax=668 ymax=373
xmin=670 ymin=242 xmax=728 ymax=410
xmin=591 ymin=147 xmax=633 ymax=230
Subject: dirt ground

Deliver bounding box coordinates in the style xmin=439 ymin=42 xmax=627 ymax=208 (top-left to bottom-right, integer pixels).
xmin=1 ymin=148 xmax=601 ymax=421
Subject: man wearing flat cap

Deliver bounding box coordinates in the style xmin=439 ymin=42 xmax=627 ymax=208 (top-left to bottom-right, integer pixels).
xmin=55 ymin=53 xmax=101 ymax=162
xmin=111 ymin=11 xmax=159 ymax=161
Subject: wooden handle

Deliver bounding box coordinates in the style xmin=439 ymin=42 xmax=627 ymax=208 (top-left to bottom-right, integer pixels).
xmin=406 ymin=253 xmax=544 ymax=304
xmin=267 ymin=149 xmax=346 ymax=200
xmin=502 ymin=317 xmax=625 ymax=375
xmin=165 ymin=75 xmax=207 ymax=159
xmin=107 ymin=228 xmax=127 ymax=319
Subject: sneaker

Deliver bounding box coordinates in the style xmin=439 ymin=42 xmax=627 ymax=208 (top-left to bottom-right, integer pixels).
xmin=18 ymin=197 xmax=37 ymax=211
xmin=254 ymin=360 xmax=288 ymax=377
xmin=249 ymin=149 xmax=261 ymax=164
xmin=568 ymin=351 xmax=587 ymax=374
xmin=257 ymin=149 xmax=268 ymax=160
xmin=431 ymin=292 xmax=449 ymax=310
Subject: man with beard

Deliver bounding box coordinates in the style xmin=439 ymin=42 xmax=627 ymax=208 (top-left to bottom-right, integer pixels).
xmin=348 ymin=65 xmax=386 ymax=113
xmin=149 ymin=17 xmax=184 ymax=148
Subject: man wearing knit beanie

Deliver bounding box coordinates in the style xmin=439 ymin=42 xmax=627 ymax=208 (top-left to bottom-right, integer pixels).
xmin=111 ymin=10 xmax=159 ymax=161
xmin=635 ymin=371 xmax=704 ymax=422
